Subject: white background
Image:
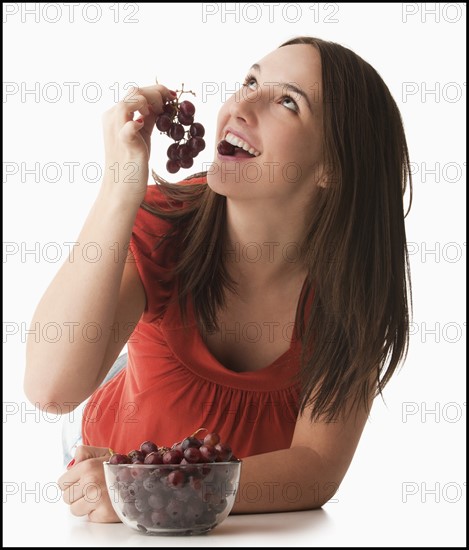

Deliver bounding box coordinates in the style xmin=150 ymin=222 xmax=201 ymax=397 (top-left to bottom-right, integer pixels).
xmin=3 ymin=2 xmax=466 ymax=547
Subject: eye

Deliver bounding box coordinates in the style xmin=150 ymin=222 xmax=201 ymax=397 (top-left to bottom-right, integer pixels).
xmin=242 ymin=74 xmax=258 ymax=90
xmin=280 ymin=96 xmax=299 ymax=113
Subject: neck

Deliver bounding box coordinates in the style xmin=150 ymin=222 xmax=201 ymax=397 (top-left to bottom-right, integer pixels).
xmin=223 ymin=196 xmax=308 ymax=289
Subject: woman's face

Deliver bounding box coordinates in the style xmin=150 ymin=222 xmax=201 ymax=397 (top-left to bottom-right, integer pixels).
xmin=207 ymin=44 xmax=324 ymax=202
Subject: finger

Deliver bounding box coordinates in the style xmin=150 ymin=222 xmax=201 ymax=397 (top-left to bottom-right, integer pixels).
xmin=69 ymin=494 xmax=95 ymax=517
xmin=58 ymin=455 xmax=109 ymax=491
xmin=69 ymin=488 xmax=118 ymax=523
xmin=123 ymin=84 xmax=174 ymax=114
xmin=62 ymin=466 xmax=108 ymax=506
xmin=138 ymin=84 xmax=176 ymax=112
xmin=134 ymin=85 xmax=176 ymax=119
xmin=88 ymin=502 xmax=121 ymax=523
xmin=57 ymin=466 xmax=81 ymax=490
xmin=119 ymin=118 xmax=146 ymax=145
xmin=62 ymin=479 xmax=84 ymax=505
xmin=117 ymin=93 xmax=152 ymax=127
xmin=73 ymin=445 xmax=111 ymax=466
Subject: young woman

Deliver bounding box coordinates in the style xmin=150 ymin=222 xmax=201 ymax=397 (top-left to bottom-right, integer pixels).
xmin=25 ymin=36 xmax=412 ymax=522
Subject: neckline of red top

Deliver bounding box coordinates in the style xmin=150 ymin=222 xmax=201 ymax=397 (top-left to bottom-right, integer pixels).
xmin=158 ymin=277 xmax=313 ymax=392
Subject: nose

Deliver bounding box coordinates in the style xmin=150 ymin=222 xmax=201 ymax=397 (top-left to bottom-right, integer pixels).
xmin=228 ymin=85 xmax=261 ymax=123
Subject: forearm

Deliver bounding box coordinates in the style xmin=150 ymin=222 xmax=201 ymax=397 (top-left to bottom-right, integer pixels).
xmin=231 ymin=446 xmax=337 ymax=514
xmin=25 ymin=185 xmax=139 ymax=407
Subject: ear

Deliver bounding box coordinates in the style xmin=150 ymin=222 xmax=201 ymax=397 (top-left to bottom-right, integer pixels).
xmin=315 ymin=162 xmax=333 ymax=189
xmin=317 ymin=174 xmax=328 ymax=189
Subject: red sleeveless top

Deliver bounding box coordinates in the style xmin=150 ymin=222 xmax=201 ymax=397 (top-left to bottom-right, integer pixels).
xmin=82 ymin=177 xmax=310 ymax=458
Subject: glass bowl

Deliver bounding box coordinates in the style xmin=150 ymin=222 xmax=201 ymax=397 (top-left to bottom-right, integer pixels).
xmin=103 ymin=461 xmax=242 ymax=536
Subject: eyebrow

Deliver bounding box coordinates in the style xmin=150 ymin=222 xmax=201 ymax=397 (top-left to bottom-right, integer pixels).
xmin=250 ymin=63 xmax=314 ymax=113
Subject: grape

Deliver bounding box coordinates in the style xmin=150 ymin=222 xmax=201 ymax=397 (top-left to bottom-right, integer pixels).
xmin=163 ymin=102 xmax=176 ymax=116
xmin=109 ymin=453 xmax=131 ymax=465
xmin=199 ymin=445 xmax=217 ymax=462
xmin=169 ymin=123 xmax=184 ymax=141
xmin=214 ymin=443 xmax=232 ymax=462
xmin=127 ymin=482 xmax=145 ymax=499
xmin=163 ymin=449 xmax=183 ymax=464
xmin=193 ymin=137 xmax=206 ymax=153
xmin=144 ymin=451 xmax=163 ymax=465
xmin=167 ymin=143 xmax=180 ymax=161
xmin=185 ymin=497 xmax=205 ymax=522
xmin=151 ymin=509 xmax=170 ymax=527
xmin=155 ymin=114 xmax=172 ymax=132
xmin=130 ymin=468 xmax=146 ymax=480
xmin=177 ymin=143 xmax=192 ymax=161
xmin=217 ymin=140 xmax=235 ymax=156
xmin=166 ymin=470 xmax=185 ymax=488
xmin=128 ymin=450 xmax=145 ymax=463
xmin=187 ymin=138 xmax=200 ymax=158
xmin=177 ymin=111 xmax=194 ymax=126
xmin=181 ymin=437 xmax=202 ymax=451
xmin=179 ymin=157 xmax=194 ymax=169
xmin=148 ymin=491 xmax=169 ymax=510
xmin=189 ymin=123 xmax=205 ymax=138
xmin=140 ymin=441 xmax=158 ymax=456
xmin=142 ymin=476 xmax=159 ymax=493
xmin=184 ymin=447 xmax=201 ymax=463
xmin=134 ymin=495 xmax=151 ymax=513
xmin=166 ymin=160 xmax=180 ymax=174
xmin=204 ymin=433 xmax=220 ymax=447
xmin=171 ymin=443 xmax=184 ymax=453
xmin=179 ymin=100 xmax=195 ymax=117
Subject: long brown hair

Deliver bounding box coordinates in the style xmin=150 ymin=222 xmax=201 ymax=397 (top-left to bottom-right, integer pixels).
xmin=142 ymin=36 xmax=413 ymax=422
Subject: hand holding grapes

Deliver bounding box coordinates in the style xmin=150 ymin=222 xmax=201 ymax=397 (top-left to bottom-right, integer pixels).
xmin=57 ymin=445 xmax=119 ymax=523
xmin=101 ymin=84 xmax=175 ymax=206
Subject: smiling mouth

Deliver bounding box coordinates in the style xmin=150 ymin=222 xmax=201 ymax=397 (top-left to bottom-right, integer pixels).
xmin=217 ymin=132 xmax=261 ymax=158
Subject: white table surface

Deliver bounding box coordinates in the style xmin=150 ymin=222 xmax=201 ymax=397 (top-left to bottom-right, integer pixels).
xmin=3 ymin=487 xmax=464 ymax=547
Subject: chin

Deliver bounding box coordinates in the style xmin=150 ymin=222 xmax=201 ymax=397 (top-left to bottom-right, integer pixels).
xmin=206 ymin=156 xmax=267 ymax=197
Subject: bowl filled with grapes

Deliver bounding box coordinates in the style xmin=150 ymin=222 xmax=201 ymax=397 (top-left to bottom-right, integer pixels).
xmin=103 ymin=429 xmax=242 ymax=536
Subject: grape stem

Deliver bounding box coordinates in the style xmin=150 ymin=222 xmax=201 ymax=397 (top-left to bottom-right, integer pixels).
xmin=190 ymin=427 xmax=208 ymax=438
xmin=175 ymin=82 xmax=196 ymax=101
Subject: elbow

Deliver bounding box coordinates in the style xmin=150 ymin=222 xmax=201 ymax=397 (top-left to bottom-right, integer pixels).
xmin=23 ymin=374 xmax=82 ymax=414
xmin=315 ymin=477 xmax=342 ymax=509
xmin=304 ymin=482 xmax=340 ymax=510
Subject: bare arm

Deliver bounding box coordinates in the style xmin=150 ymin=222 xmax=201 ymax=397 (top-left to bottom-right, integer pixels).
xmin=24 ymin=195 xmax=145 ymax=409
xmin=231 ymin=389 xmax=373 ymax=513
xmin=24 ymin=84 xmax=174 ymax=410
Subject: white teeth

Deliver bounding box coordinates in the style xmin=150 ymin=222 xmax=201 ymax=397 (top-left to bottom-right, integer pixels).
xmin=225 ymin=132 xmax=260 ymax=156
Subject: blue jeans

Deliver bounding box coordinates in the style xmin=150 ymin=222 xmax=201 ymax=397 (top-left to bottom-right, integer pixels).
xmin=61 ymin=353 xmax=128 ymax=467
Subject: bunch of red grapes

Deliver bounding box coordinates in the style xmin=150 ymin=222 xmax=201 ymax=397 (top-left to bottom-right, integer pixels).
xmin=155 ymin=85 xmax=206 ymax=175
